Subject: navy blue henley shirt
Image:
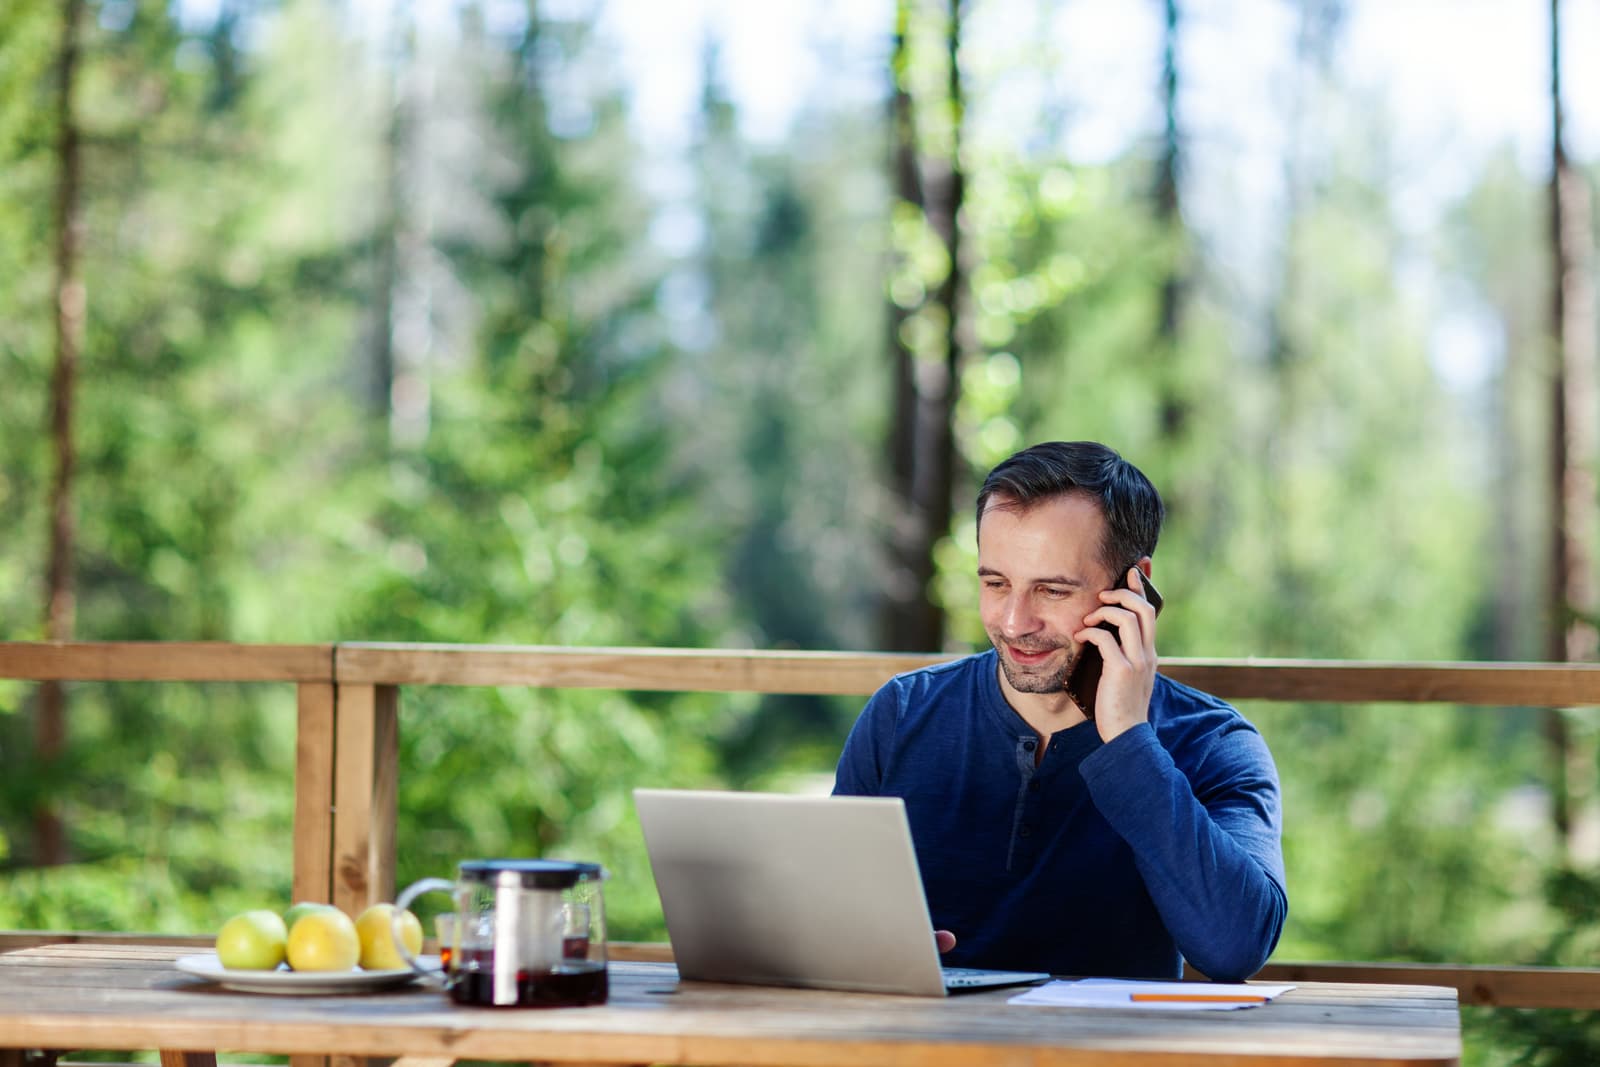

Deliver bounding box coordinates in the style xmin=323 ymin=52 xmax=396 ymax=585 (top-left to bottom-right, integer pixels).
xmin=833 ymin=649 xmax=1287 ymax=982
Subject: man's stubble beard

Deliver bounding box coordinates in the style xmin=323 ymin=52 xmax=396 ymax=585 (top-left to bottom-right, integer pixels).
xmin=993 ymin=640 xmax=1078 ymax=695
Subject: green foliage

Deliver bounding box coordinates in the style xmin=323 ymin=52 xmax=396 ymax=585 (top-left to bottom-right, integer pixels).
xmin=931 ymin=39 xmax=1568 ymax=1062
xmin=300 ymin=5 xmax=745 ymax=938
xmin=668 ymin=52 xmax=894 ymax=778
xmin=0 ymin=4 xmax=1593 ymax=1061
xmin=1260 ymin=702 xmax=1549 ymax=962
xmin=1468 ymin=1008 xmax=1600 ymax=1067
xmin=1462 ymin=866 xmax=1600 ymax=1064
xmin=0 ymin=0 xmax=58 ymax=644
xmin=0 ymin=0 xmax=740 ymax=942
xmin=0 ymin=679 xmax=298 ymax=930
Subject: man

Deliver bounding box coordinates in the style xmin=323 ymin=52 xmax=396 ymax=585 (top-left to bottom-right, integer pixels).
xmin=834 ymin=441 xmax=1286 ymax=982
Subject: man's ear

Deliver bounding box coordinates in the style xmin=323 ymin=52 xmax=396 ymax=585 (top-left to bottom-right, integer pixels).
xmin=1136 ymin=556 xmax=1153 ymax=581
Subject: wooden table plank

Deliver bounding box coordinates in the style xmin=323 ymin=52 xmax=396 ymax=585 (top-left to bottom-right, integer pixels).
xmin=0 ymin=946 xmax=1461 ymax=1067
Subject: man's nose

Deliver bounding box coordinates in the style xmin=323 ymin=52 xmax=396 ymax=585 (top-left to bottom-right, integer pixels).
xmin=1000 ymin=593 xmax=1039 ymax=637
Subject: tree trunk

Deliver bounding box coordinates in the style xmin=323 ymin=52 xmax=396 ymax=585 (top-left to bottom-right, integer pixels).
xmin=880 ymin=0 xmax=966 ymax=654
xmin=1544 ymin=0 xmax=1598 ymax=861
xmin=886 ymin=0 xmax=921 ymax=509
xmin=38 ymin=0 xmax=87 ymax=868
xmin=370 ymin=84 xmax=399 ymax=424
xmin=371 ymin=0 xmax=420 ymax=442
xmin=1153 ymin=0 xmax=1187 ymax=439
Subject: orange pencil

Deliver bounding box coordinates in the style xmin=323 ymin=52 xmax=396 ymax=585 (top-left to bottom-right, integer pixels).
xmin=1129 ymin=992 xmax=1269 ymax=1004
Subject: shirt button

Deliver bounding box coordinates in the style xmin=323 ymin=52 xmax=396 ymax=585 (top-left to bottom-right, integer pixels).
xmin=1022 ymin=739 xmax=1036 ymax=752
xmin=1019 ymin=825 xmax=1033 ymax=837
xmin=1027 ymin=780 xmax=1040 ymax=791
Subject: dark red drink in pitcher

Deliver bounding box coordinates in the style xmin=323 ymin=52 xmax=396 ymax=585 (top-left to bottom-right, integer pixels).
xmin=448 ymin=947 xmax=608 ymax=1007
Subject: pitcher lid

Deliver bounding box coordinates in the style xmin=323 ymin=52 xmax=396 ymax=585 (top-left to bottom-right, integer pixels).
xmin=460 ymin=858 xmax=603 ymax=888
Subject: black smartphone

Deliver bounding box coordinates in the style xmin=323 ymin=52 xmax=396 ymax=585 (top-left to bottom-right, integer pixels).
xmin=1065 ymin=569 xmax=1163 ymax=719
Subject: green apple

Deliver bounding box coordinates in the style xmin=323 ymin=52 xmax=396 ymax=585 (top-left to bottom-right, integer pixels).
xmin=215 ymin=909 xmax=288 ymax=970
xmin=283 ymin=900 xmax=340 ymax=931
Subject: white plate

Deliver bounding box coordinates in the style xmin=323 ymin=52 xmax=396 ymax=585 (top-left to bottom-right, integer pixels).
xmin=175 ymin=953 xmax=439 ymax=995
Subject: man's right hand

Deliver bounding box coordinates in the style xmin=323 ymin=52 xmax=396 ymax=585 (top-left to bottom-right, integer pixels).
xmin=935 ymin=929 xmax=956 ymax=953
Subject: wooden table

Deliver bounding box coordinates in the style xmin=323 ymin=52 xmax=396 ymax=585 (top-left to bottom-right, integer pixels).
xmin=0 ymin=943 xmax=1461 ymax=1067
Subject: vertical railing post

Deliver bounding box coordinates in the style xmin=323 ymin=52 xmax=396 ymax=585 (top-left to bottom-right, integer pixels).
xmin=331 ymin=682 xmax=400 ymax=916
xmin=291 ymin=681 xmax=337 ymax=906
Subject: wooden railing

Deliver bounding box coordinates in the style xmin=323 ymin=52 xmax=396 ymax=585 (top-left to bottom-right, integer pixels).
xmin=5 ymin=640 xmax=1600 ymax=1008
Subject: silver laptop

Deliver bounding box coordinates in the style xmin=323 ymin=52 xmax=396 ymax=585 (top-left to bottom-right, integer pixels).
xmin=633 ymin=788 xmax=1052 ymax=997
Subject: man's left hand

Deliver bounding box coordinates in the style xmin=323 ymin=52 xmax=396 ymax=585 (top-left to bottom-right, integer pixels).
xmin=1074 ymin=566 xmax=1158 ymax=742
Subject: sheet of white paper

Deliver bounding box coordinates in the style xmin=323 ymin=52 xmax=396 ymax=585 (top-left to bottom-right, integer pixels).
xmin=1008 ymin=978 xmax=1297 ymax=1010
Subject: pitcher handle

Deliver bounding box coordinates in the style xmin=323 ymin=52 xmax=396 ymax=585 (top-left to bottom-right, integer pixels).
xmin=394 ymin=877 xmax=456 ymax=976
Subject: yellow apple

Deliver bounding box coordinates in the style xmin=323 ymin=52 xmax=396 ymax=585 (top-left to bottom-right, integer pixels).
xmin=286 ymin=907 xmax=360 ymax=972
xmin=215 ymin=910 xmax=288 ymax=971
xmin=354 ymin=903 xmax=423 ymax=971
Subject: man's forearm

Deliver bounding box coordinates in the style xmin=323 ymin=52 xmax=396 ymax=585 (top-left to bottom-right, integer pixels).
xmin=1080 ymin=723 xmax=1288 ymax=981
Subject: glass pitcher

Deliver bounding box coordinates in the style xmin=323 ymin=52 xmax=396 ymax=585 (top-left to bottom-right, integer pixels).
xmin=395 ymin=858 xmax=608 ymax=1007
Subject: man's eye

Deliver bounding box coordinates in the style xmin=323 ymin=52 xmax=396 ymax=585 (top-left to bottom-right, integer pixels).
xmin=1040 ymin=588 xmax=1070 ymax=600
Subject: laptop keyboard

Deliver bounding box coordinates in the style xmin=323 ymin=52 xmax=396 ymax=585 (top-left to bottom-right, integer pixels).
xmin=941 ymin=966 xmax=1051 ymax=989
xmin=942 ymin=967 xmax=1006 ymax=987
xmin=943 ymin=969 xmax=991 ymax=987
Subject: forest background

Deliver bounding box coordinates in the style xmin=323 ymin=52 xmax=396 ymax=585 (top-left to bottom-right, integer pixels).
xmin=5 ymin=0 xmax=1600 ymax=1062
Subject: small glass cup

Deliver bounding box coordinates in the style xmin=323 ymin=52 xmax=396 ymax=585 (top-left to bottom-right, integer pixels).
xmin=561 ymin=901 xmax=591 ymax=961
xmin=433 ymin=912 xmax=456 ymax=971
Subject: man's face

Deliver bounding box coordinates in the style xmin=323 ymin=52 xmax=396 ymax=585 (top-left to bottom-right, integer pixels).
xmin=977 ymin=492 xmax=1116 ymax=697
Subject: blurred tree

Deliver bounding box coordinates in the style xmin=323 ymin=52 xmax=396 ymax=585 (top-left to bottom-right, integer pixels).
xmin=1258 ymin=0 xmax=1344 ymax=648
xmin=0 ymin=3 xmax=55 ymax=673
xmin=34 ymin=0 xmax=86 ymax=869
xmin=1474 ymin=5 xmax=1600 ymax=1056
xmin=1542 ymin=0 xmax=1598 ymax=861
xmin=366 ymin=0 xmax=412 ymax=424
xmin=881 ymin=0 xmax=969 ymax=654
xmin=1444 ymin=149 xmax=1552 ymax=664
xmin=1151 ymin=0 xmax=1188 ymax=442
xmin=673 ymin=35 xmax=892 ymax=780
xmin=328 ymin=2 xmax=741 ymax=936
xmin=0 ymin=0 xmax=386 ymax=924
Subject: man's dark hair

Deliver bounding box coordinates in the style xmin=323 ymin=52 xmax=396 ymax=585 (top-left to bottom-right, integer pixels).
xmin=976 ymin=441 xmax=1165 ymax=572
